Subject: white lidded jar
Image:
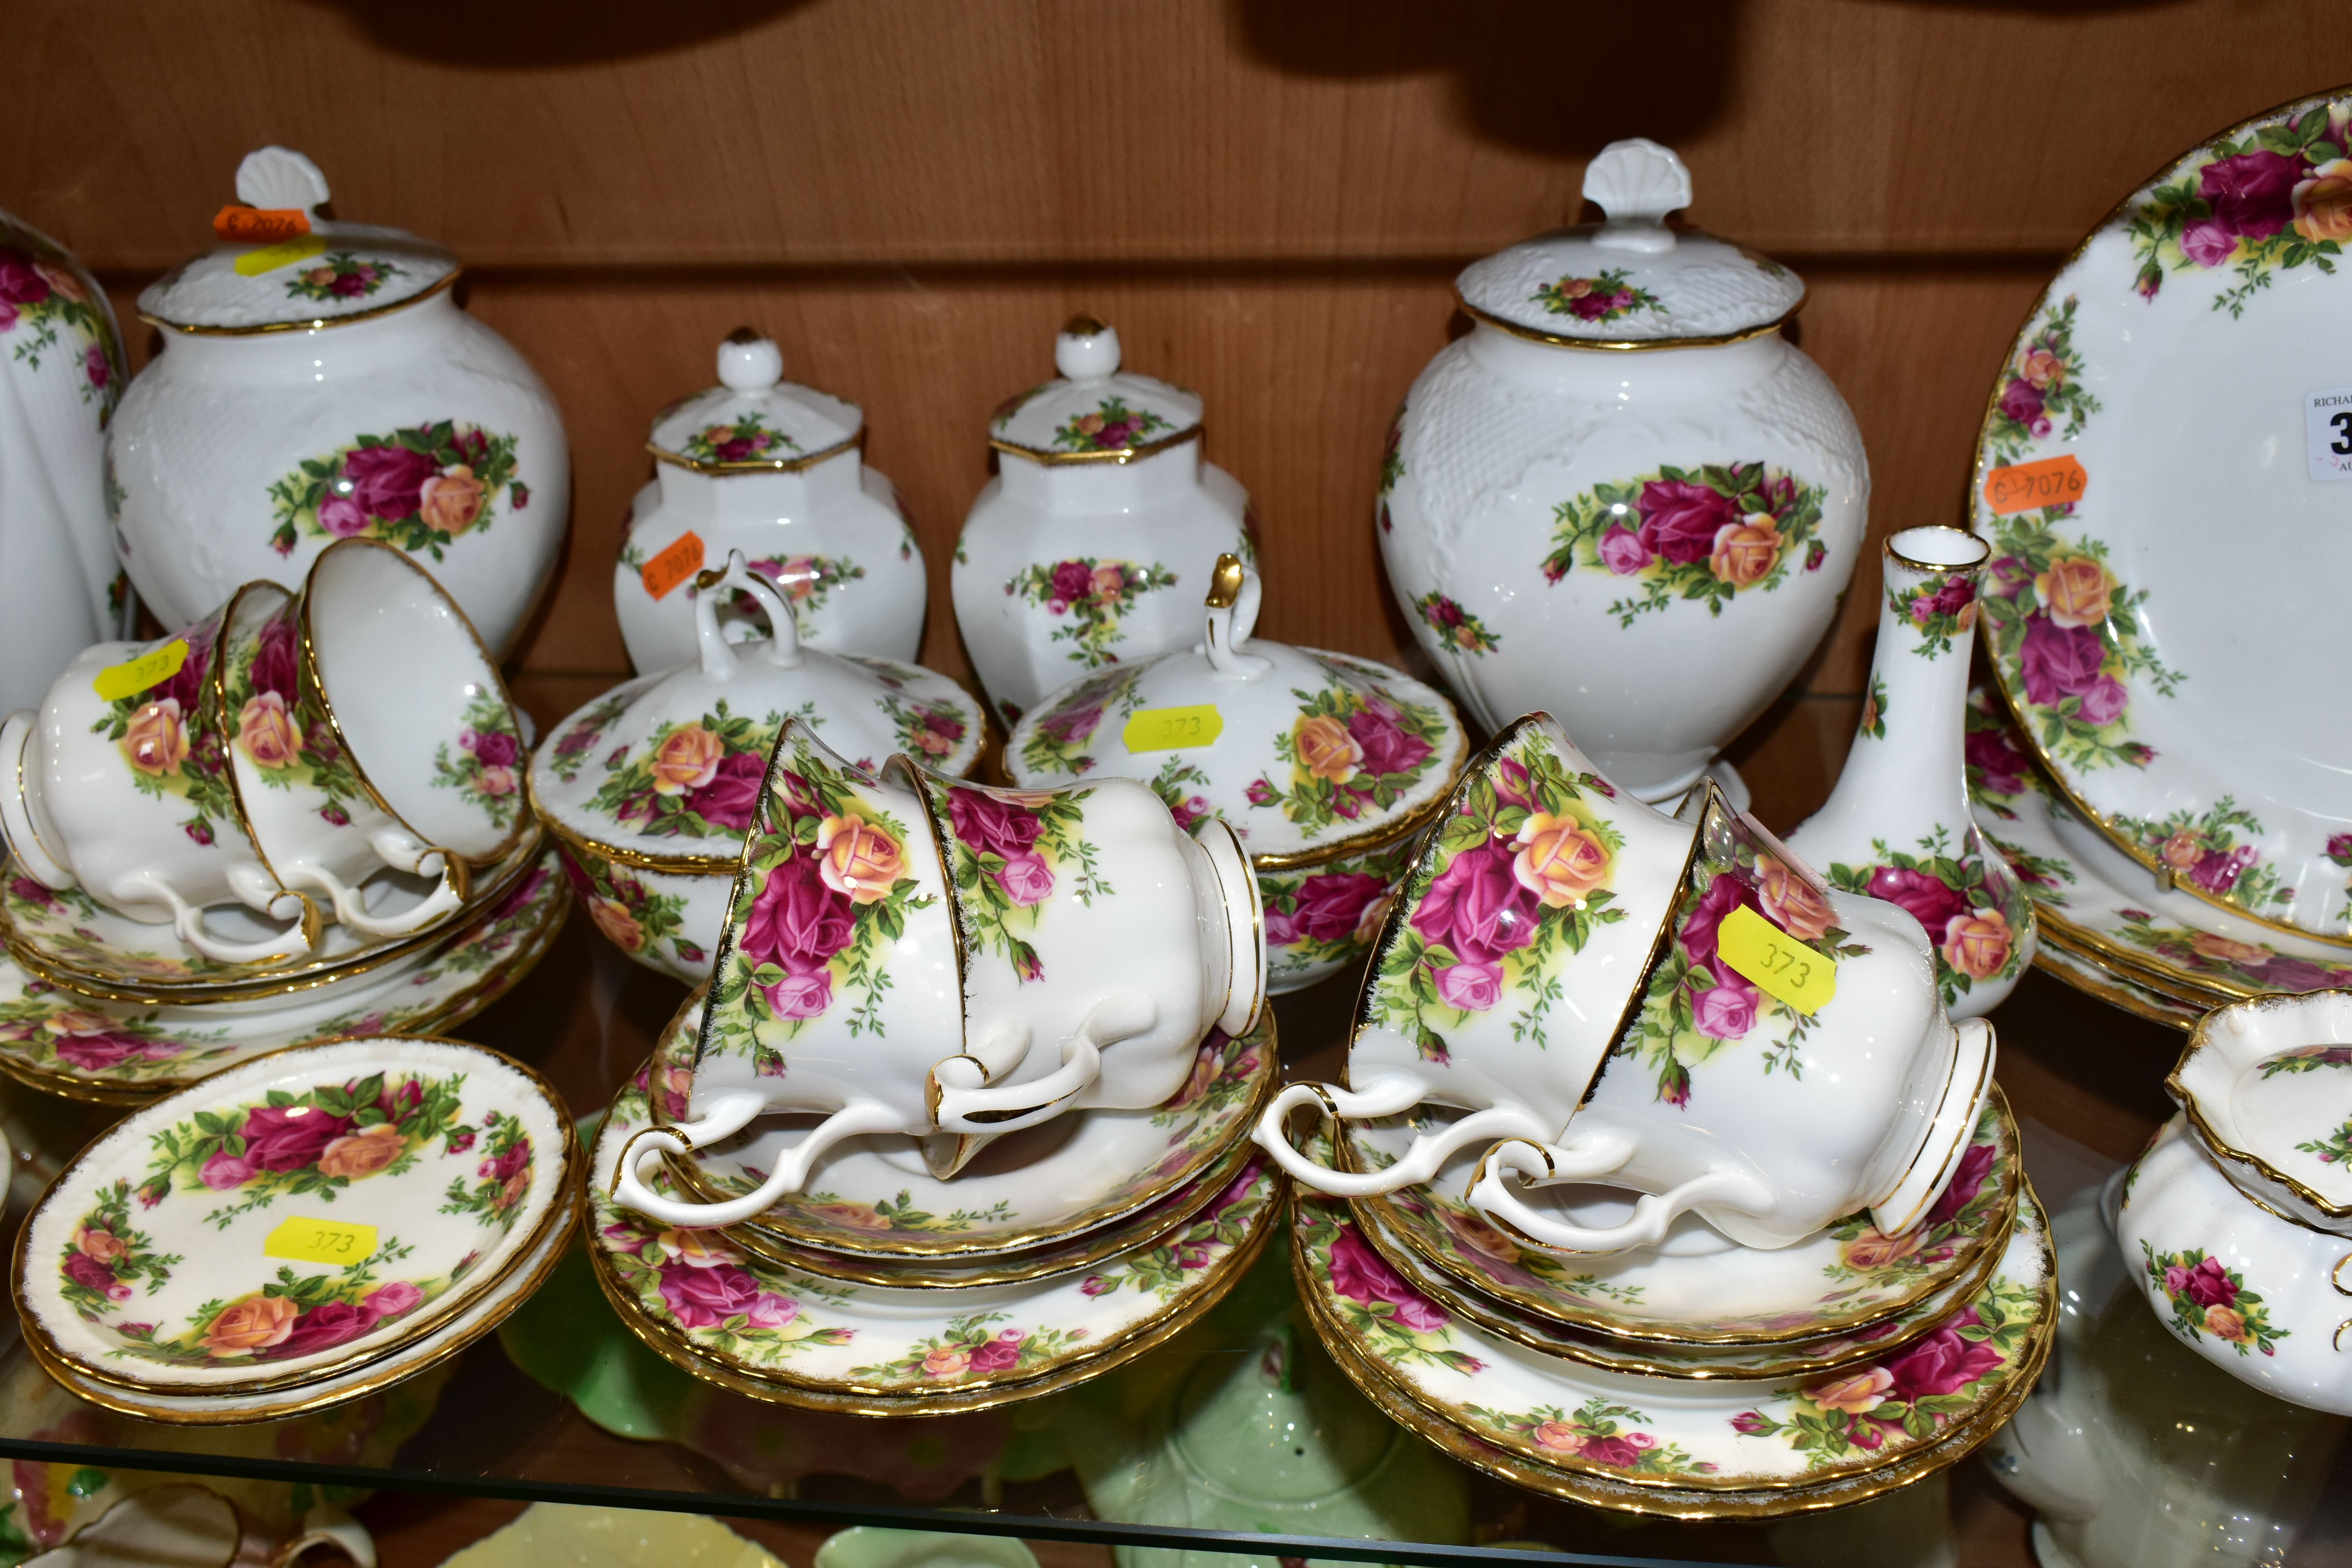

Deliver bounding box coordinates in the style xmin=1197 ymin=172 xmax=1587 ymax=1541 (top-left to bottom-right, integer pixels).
xmin=1380 ymin=139 xmax=1868 ymax=801
xmin=614 ymin=328 xmax=927 ymax=670
xmin=952 ymin=315 xmax=1254 ymax=727
xmin=110 ymin=147 xmax=570 ymax=657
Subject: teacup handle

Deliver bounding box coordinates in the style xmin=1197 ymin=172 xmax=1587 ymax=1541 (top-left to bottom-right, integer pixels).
xmin=1465 ymin=1136 xmax=1775 ymax=1256
xmin=110 ymin=870 xmax=321 ymax=965
xmin=929 ymin=993 xmax=1156 ymax=1134
xmin=610 ymin=1089 xmax=904 ymax=1227
xmin=1249 ymin=1074 xmax=1554 ymax=1197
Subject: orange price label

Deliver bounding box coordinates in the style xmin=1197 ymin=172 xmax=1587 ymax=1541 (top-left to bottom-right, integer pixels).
xmin=212 ymin=206 xmax=313 ymax=244
xmin=641 ymin=532 xmax=706 ymax=601
xmin=1982 ymin=454 xmax=2089 ymax=517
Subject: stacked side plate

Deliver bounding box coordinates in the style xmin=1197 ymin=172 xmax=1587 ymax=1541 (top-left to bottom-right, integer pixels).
xmin=585 ymin=998 xmax=1285 ymax=1412
xmin=11 ymin=1036 xmax=583 ymax=1423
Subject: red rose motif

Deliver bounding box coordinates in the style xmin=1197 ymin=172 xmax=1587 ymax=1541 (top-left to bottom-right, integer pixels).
xmin=1676 ymin=868 xmax=1762 ymax=967
xmin=2200 ymin=148 xmax=2306 ymax=240
xmin=240 ymin=1104 xmax=355 ymax=1171
xmin=1409 ymin=838 xmax=1538 ymax=967
xmin=1924 ymin=1140 xmax=1995 ymax=1229
xmin=1048 ymin=561 xmax=1094 ymax=604
xmin=1964 ymin=726 xmax=2029 ymax=797
xmin=1634 ymin=478 xmax=1742 ymax=566
xmin=947 ymin=788 xmax=1045 ymax=860
xmin=1347 ymin=700 xmax=1432 ymax=780
xmin=1290 ymin=873 xmax=1386 ymax=945
xmin=685 ymin=751 xmax=765 ymax=830
xmin=1866 ymin=866 xmax=1969 ymax=945
xmin=1879 ymin=1309 xmax=2003 ymax=1401
xmin=737 ymin=853 xmax=856 ymax=981
xmin=342 ymin=444 xmax=438 ymax=521
xmin=268 ymin=1299 xmax=383 ymax=1359
xmin=1328 ymin=1226 xmax=1449 ymax=1333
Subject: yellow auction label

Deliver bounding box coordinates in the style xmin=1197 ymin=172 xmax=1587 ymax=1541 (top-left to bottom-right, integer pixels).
xmin=1716 ymin=904 xmax=1837 ymax=1016
xmin=91 ymin=639 xmax=188 ymax=704
xmin=233 ymin=235 xmax=330 ymax=277
xmin=1122 ymin=704 xmax=1222 ymax=753
xmin=263 ymin=1216 xmax=379 ymax=1267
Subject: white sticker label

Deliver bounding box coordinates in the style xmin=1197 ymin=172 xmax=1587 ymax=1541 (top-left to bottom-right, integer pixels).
xmin=2307 ymin=386 xmax=2352 ymax=481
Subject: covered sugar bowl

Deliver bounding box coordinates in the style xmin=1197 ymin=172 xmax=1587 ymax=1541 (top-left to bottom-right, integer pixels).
xmin=1007 ymin=555 xmax=1467 ymax=992
xmin=1379 ymin=139 xmax=1867 ymax=801
xmin=615 ymin=329 xmax=927 ymax=671
xmin=530 ymin=552 xmax=980 ymax=984
xmin=110 ymin=147 xmax=569 ymax=656
xmin=952 ymin=316 xmax=1255 ymax=726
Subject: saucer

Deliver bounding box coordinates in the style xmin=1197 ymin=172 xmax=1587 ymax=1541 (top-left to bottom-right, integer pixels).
xmin=22 ymin=1182 xmax=575 ymax=1425
xmin=1294 ymin=1175 xmax=2053 ymax=1493
xmin=1966 ymin=691 xmax=2352 ymax=1004
xmin=1 ymin=827 xmax=550 ymax=1003
xmin=2029 ymin=935 xmax=2201 ymax=1031
xmin=652 ymin=995 xmax=1277 ymax=1258
xmin=0 ymin=852 xmax=568 ymax=1104
xmin=1357 ymin=1176 xmax=2016 ymax=1380
xmin=16 ymin=1036 xmax=579 ymax=1396
xmin=1345 ymin=1089 xmax=2020 ymax=1345
xmin=590 ymin=1071 xmax=1281 ymax=1412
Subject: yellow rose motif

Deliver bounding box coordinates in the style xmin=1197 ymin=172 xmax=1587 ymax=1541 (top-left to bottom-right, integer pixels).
xmin=658 ymin=1228 xmax=743 ymax=1268
xmin=2034 ymin=555 xmax=2111 ymax=628
xmin=649 ymin=724 xmax=724 ymax=795
xmin=2190 ymin=931 xmax=2272 ymax=965
xmin=123 ymin=698 xmax=189 ymax=777
xmin=238 ymin=691 xmax=303 ymax=769
xmin=418 ymin=465 xmax=488 ymax=536
xmin=2018 ymin=346 xmax=2065 ymax=389
xmin=808 ymin=1201 xmax=891 ymax=1231
xmin=1942 ymin=907 xmax=2014 ymax=982
xmin=588 ymin=896 xmax=646 ymax=953
xmin=816 ymin=815 xmax=905 ymax=904
xmin=202 ymin=1294 xmax=299 ymax=1357
xmin=76 ymin=1228 xmax=128 ymax=1264
xmin=1511 ymin=813 xmax=1610 ymax=909
xmin=2159 ymin=830 xmax=2205 ymax=873
xmin=1709 ymin=516 xmax=1782 ymax=588
xmin=316 ymin=1122 xmax=407 ymax=1180
xmin=2294 ymin=160 xmax=2352 ymax=243
xmin=1841 ymin=1227 xmax=1924 ymax=1272
xmin=1293 ymin=714 xmax=1363 ymax=784
xmin=1807 ymin=1367 xmax=1895 ymax=1415
xmin=923 ymin=1345 xmax=972 ymax=1378
xmin=2203 ymin=1303 xmax=2249 ymax=1343
xmin=1757 ymin=858 xmax=1835 ymax=942
xmin=1532 ymin=1421 xmax=1586 ymax=1454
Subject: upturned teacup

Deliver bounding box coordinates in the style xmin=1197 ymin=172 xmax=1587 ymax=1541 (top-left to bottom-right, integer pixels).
xmin=1254 ymin=712 xmax=1994 ymax=1253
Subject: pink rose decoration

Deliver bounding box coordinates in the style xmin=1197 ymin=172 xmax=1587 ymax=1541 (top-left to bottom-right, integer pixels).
xmin=1866 ymin=866 xmax=1968 ymax=944
xmin=2200 ymin=147 xmax=2305 ymax=240
xmin=1434 ymin=960 xmax=1502 ymax=1012
xmin=1289 ymin=873 xmax=1385 ymax=946
xmin=1597 ymin=524 xmax=1652 ymax=577
xmin=342 ymin=443 xmax=438 ymax=521
xmin=947 ymin=788 xmax=1046 ymax=860
xmin=1327 ymin=1226 xmax=1450 ymax=1333
xmin=317 ymin=495 xmax=370 ymax=538
xmin=1634 ymin=478 xmax=1741 ymax=566
xmin=994 ymin=851 xmax=1056 ymax=906
xmin=269 ymin=1300 xmax=383 ymax=1358
xmin=1691 ymin=967 xmax=1759 ymax=1040
xmin=1346 ymin=700 xmax=1431 ymax=780
xmin=365 ymin=1281 xmax=425 ymax=1318
xmin=657 ymin=1260 xmax=765 ymax=1328
xmin=745 ymin=1293 xmax=799 ymax=1330
xmin=1410 ymin=838 xmax=1538 ymax=967
xmin=969 ymin=1331 xmax=1026 ymax=1372
xmin=200 ymin=1149 xmax=258 ymax=1190
xmin=240 ymin=1104 xmax=354 ymax=1171
xmin=1880 ymin=1308 xmax=2003 ymax=1401
xmin=684 ymin=751 xmax=766 ymax=830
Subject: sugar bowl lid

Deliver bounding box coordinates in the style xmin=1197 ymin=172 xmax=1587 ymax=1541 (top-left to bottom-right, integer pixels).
xmin=138 ymin=148 xmax=460 ymax=333
xmin=647 ymin=330 xmax=866 ymax=473
xmin=530 ymin=552 xmax=982 ymax=869
xmin=1455 ymin=139 xmax=1805 ymax=347
xmin=988 ymin=316 xmax=1203 ymax=464
xmin=1005 ymin=555 xmax=1469 ymax=861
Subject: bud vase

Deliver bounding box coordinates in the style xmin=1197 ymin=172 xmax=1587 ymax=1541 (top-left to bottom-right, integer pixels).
xmin=1783 ymin=525 xmax=2034 ymax=1018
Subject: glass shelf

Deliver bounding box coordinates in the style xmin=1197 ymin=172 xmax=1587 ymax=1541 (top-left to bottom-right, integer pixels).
xmin=4 ymin=918 xmax=2350 ymax=1568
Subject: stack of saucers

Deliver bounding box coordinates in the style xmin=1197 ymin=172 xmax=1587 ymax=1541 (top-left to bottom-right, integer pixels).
xmin=584 ymin=993 xmax=1284 ymax=1414
xmin=1291 ymin=1094 xmax=2055 ymax=1519
xmin=1965 ymin=691 xmax=2352 ymax=1030
xmin=11 ymin=1036 xmax=583 ymax=1424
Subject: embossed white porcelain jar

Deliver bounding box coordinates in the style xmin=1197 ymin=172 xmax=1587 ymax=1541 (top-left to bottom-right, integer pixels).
xmin=109 ymin=148 xmax=569 ymax=657
xmin=952 ymin=316 xmax=1253 ymax=728
xmin=1379 ymin=140 xmax=1867 ymax=800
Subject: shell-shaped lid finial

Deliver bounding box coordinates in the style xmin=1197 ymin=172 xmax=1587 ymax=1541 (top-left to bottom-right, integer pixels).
xmin=646 ymin=328 xmax=864 ymax=474
xmin=138 ymin=146 xmax=460 ymax=334
xmin=1454 ymin=137 xmax=1802 ymax=345
xmin=989 ymin=314 xmax=1203 ymax=465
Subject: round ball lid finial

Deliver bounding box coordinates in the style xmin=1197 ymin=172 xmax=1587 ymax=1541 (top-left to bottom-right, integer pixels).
xmin=1055 ymin=314 xmax=1122 ymax=380
xmin=1583 ymin=138 xmax=1692 ymax=254
xmin=717 ymin=329 xmax=784 ymax=392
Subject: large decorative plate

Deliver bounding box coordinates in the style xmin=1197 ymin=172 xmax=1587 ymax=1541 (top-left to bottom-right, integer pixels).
xmin=1966 ymin=691 xmax=2352 ymax=1005
xmin=651 ymin=995 xmax=1276 ymax=1257
xmin=0 ymin=853 xmax=568 ymax=1103
xmin=15 ymin=1036 xmax=579 ymax=1397
xmin=1294 ymin=1174 xmax=2053 ymax=1495
xmin=1345 ymin=1091 xmax=2019 ymax=1346
xmin=1974 ymin=88 xmax=2352 ymax=944
xmin=588 ymin=1070 xmax=1279 ymax=1414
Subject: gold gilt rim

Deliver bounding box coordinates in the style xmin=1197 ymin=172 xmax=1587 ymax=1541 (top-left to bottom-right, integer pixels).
xmin=14 ymin=1038 xmax=587 ymax=1396
xmin=0 ymin=872 xmax=571 ymax=1107
xmin=138 ymin=267 xmax=463 ymax=339
xmin=988 ymin=426 xmax=1201 ymax=467
xmin=586 ymin=1169 xmax=1277 ymax=1412
xmin=647 ymin=429 xmax=863 ymax=476
xmin=2029 ymin=913 xmax=2233 ymax=1007
xmin=1969 ymin=83 xmax=2352 ymax=955
xmin=16 ymin=1186 xmax=577 ymax=1426
xmin=1454 ymin=290 xmax=1801 ymax=353
xmin=1355 ymin=1181 xmax=2019 ymax=1380
xmin=2168 ymin=998 xmax=2352 ymax=1224
xmin=203 ymin=582 xmax=329 ymax=939
xmin=0 ymin=831 xmax=547 ymax=1005
xmin=654 ymin=1019 xmax=1280 ymax=1257
xmin=298 ymin=537 xmax=531 ymax=872
xmin=722 ymin=1112 xmax=1261 ymax=1289
xmin=1882 ymin=526 xmax=1991 ymax=580
xmin=1304 ymin=1259 xmax=2054 ymax=1521
xmin=2029 ymin=940 xmax=2199 ymax=1032
xmin=1345 ymin=1085 xmax=2023 ymax=1348
xmin=1296 ymin=1176 xmax=2056 ymax=1499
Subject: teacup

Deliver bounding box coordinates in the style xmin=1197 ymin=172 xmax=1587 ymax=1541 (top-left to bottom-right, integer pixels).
xmin=0 ymin=600 xmax=318 ymax=964
xmin=214 ymin=580 xmax=470 ymax=940
xmin=1254 ymin=712 xmax=1994 ymax=1253
xmin=611 ymin=721 xmax=1266 ymax=1227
